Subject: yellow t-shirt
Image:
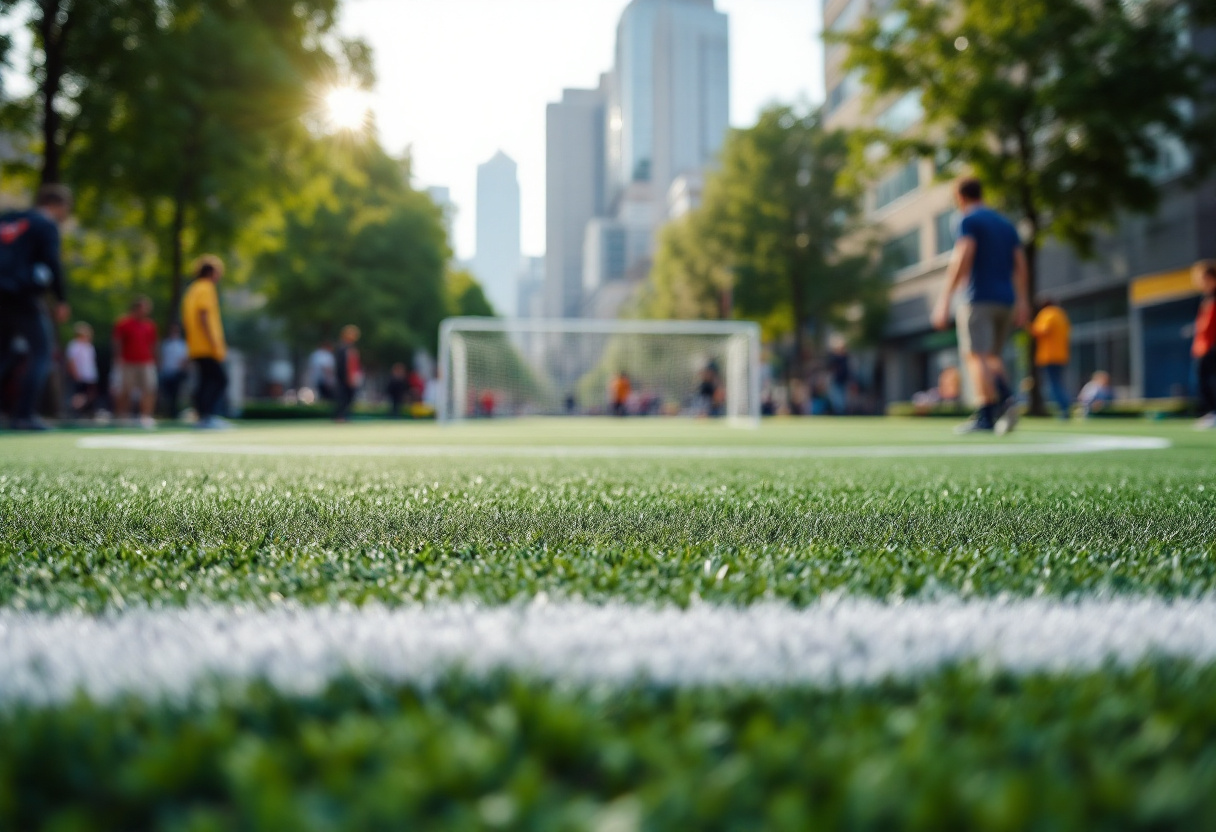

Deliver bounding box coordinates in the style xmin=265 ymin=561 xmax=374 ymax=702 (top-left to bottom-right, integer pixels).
xmin=181 ymin=279 xmax=226 ymax=360
xmin=1030 ymin=306 xmax=1070 ymax=367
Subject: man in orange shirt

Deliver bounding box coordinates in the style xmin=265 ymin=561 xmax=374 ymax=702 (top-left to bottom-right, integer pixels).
xmin=610 ymin=371 xmax=631 ymax=417
xmin=1193 ymin=261 xmax=1216 ymax=430
xmin=1030 ymin=297 xmax=1072 ymax=419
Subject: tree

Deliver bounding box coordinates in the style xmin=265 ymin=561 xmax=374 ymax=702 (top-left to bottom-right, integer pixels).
xmin=0 ymin=0 xmax=349 ymax=319
xmin=69 ymin=0 xmax=346 ymax=318
xmin=835 ymin=0 xmax=1214 ymax=407
xmin=648 ymin=105 xmax=881 ymax=377
xmin=446 ymin=269 xmax=495 ymax=318
xmin=0 ymin=0 xmax=162 ymax=185
xmin=259 ymin=140 xmax=451 ymax=369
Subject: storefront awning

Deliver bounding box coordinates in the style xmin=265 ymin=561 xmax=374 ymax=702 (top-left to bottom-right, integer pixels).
xmin=1130 ymin=268 xmax=1198 ymax=308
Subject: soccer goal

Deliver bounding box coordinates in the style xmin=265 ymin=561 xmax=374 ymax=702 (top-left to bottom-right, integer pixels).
xmin=438 ymin=317 xmax=762 ymax=424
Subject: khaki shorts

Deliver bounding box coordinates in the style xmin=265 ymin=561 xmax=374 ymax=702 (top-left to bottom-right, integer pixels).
xmin=957 ymin=302 xmax=1013 ymax=357
xmin=118 ymin=363 xmax=158 ymax=396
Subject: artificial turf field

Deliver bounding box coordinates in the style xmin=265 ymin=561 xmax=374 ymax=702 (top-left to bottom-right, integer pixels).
xmin=2 ymin=418 xmax=1216 ymax=830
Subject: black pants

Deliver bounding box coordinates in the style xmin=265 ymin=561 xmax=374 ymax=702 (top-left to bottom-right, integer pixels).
xmin=335 ymin=383 xmax=356 ymax=420
xmin=0 ymin=299 xmax=53 ymax=422
xmin=160 ymin=371 xmax=185 ymax=417
xmin=1198 ymin=350 xmax=1216 ymax=415
xmin=192 ymin=358 xmax=227 ymax=420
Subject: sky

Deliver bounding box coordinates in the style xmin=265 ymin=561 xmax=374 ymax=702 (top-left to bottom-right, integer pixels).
xmin=340 ymin=0 xmax=825 ymax=262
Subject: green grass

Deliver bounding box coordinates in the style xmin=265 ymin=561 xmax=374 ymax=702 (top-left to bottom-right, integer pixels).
xmin=2 ymin=420 xmax=1214 ymax=612
xmin=3 ymin=418 xmax=1216 ymax=830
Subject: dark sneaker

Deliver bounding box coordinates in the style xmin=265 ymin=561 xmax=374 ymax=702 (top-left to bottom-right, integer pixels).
xmin=11 ymin=417 xmax=52 ymax=432
xmin=954 ymin=416 xmax=994 ymax=435
xmin=994 ymin=398 xmax=1020 ymax=436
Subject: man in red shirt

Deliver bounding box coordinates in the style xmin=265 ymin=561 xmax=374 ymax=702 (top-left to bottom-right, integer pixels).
xmin=113 ymin=296 xmax=159 ymax=428
xmin=1194 ymin=261 xmax=1216 ymax=430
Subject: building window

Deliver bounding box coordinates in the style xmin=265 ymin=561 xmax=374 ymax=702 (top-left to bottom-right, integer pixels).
xmin=873 ymin=159 xmax=920 ymax=211
xmin=827 ymin=0 xmax=868 ymax=33
xmin=876 ymin=91 xmax=923 ymax=134
xmin=826 ymin=71 xmax=862 ymax=117
xmin=934 ymin=210 xmax=957 ymax=255
xmin=882 ymin=228 xmax=921 ymax=277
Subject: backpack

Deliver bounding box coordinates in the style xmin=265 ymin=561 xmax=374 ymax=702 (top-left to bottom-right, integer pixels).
xmin=0 ymin=211 xmax=50 ymax=296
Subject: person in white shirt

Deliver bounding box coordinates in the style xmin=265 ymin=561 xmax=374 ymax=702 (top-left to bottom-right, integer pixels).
xmin=65 ymin=321 xmax=98 ymax=419
xmin=307 ymin=341 xmax=336 ymax=401
xmin=158 ymin=322 xmax=189 ymax=418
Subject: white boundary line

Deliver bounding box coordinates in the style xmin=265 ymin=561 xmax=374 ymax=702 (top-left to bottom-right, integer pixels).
xmin=2 ymin=598 xmax=1214 ymax=705
xmin=77 ymin=434 xmax=1171 ymax=459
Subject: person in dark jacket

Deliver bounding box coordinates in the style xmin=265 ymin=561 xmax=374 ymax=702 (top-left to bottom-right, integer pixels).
xmin=333 ymin=325 xmax=363 ymax=422
xmin=0 ymin=184 xmax=73 ymax=430
xmin=386 ymin=362 xmax=409 ymax=418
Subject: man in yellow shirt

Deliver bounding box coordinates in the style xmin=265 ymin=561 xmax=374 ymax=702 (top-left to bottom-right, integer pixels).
xmin=1030 ymin=297 xmax=1072 ymax=419
xmin=180 ymin=255 xmax=229 ymax=429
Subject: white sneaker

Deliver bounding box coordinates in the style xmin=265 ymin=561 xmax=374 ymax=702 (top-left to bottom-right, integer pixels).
xmin=197 ymin=416 xmax=234 ymax=431
xmin=1195 ymin=413 xmax=1216 ymax=431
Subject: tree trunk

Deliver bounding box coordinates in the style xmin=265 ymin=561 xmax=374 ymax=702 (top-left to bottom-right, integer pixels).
xmin=789 ymin=272 xmax=806 ymax=384
xmin=1023 ymin=235 xmax=1046 ymax=416
xmin=37 ymin=0 xmax=67 ymax=185
xmin=168 ymin=185 xmax=188 ymax=327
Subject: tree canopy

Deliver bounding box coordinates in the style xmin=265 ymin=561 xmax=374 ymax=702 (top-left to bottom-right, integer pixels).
xmin=647 ymin=105 xmax=882 ymax=375
xmin=0 ymin=0 xmax=471 ymax=373
xmin=257 ymin=140 xmax=452 ymax=368
xmin=834 ymin=0 xmax=1213 ymax=263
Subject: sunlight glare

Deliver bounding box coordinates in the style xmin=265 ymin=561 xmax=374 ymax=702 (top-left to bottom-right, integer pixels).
xmin=324 ymin=86 xmax=371 ymax=132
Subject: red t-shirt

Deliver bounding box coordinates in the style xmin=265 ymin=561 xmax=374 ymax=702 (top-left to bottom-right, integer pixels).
xmin=113 ymin=316 xmax=158 ymax=365
xmin=1195 ymin=295 xmax=1216 ymax=359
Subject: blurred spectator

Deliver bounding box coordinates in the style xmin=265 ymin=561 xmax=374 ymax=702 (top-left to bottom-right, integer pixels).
xmin=65 ymin=322 xmax=98 ymax=420
xmin=827 ymin=337 xmax=851 ymax=415
xmin=697 ymin=365 xmax=719 ymax=417
xmin=1078 ymin=371 xmax=1114 ymax=417
xmin=387 ymin=362 xmax=408 ymax=418
xmin=0 ymin=184 xmax=72 ymax=431
xmin=611 ymin=371 xmax=631 ymax=417
xmin=113 ymin=296 xmax=158 ymax=429
xmin=333 ymin=325 xmax=363 ymax=422
xmin=1192 ymin=261 xmax=1216 ymax=430
xmin=159 ymin=322 xmax=188 ymax=418
xmin=1031 ymin=297 xmax=1072 ymax=419
xmin=182 ymin=255 xmax=229 ymax=430
xmin=308 ymin=341 xmax=336 ymax=402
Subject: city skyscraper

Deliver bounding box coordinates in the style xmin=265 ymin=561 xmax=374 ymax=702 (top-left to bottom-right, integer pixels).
xmin=544 ymin=0 xmax=729 ymax=319
xmin=609 ymin=0 xmax=729 ymax=208
xmin=474 ymin=151 xmax=522 ymax=317
xmin=545 ymin=79 xmax=608 ymax=318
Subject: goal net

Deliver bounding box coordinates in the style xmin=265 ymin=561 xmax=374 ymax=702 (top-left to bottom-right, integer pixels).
xmin=438 ymin=318 xmax=762 ymax=424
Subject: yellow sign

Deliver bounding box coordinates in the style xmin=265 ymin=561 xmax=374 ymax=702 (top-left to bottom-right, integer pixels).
xmin=1130 ymin=268 xmax=1198 ymax=308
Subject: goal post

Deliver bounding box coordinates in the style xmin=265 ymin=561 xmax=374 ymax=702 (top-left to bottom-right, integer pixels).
xmin=438 ymin=317 xmax=763 ymax=425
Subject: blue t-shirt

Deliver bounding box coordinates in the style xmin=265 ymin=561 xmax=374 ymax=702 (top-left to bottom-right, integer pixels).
xmin=956 ymin=207 xmax=1019 ymax=306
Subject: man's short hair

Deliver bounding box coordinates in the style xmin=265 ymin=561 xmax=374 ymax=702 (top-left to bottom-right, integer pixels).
xmin=193 ymin=254 xmax=225 ymax=279
xmin=956 ymin=178 xmax=984 ymax=202
xmin=35 ymin=183 xmax=73 ymax=209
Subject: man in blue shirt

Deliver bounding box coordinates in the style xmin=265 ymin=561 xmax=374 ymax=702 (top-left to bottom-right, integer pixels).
xmin=931 ymin=178 xmax=1030 ymax=434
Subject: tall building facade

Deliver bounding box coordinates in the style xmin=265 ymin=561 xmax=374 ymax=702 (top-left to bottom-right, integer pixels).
xmin=545 ymin=81 xmax=608 ymax=318
xmin=473 ymin=152 xmax=522 ymax=317
xmin=823 ymin=0 xmax=1216 ymax=403
xmin=545 ymin=0 xmax=729 ymax=319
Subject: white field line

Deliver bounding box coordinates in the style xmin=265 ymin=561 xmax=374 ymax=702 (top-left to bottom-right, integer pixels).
xmin=2 ymin=598 xmax=1214 ymax=706
xmin=77 ymin=434 xmax=1170 ymax=459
